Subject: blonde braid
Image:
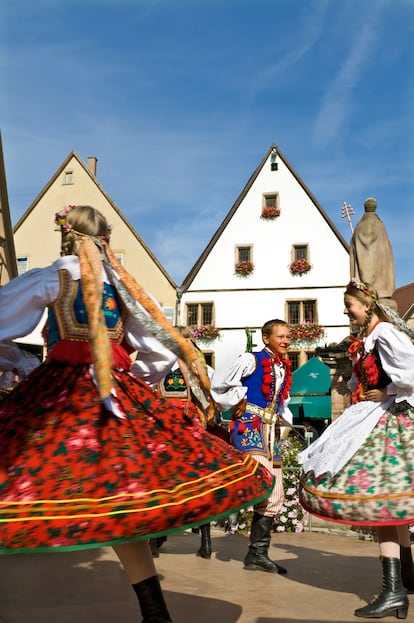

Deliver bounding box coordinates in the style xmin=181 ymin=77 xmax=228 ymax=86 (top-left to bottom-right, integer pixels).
xmin=61 ymin=230 xmax=77 ymax=256
xmin=358 ymin=305 xmax=374 ymax=339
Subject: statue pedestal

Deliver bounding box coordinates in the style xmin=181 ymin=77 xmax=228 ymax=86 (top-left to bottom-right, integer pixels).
xmin=315 ymin=344 xmax=352 ymax=422
xmin=379 ymin=297 xmax=398 ymax=312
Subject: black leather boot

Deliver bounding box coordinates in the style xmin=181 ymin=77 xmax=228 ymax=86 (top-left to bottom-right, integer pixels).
xmin=149 ymin=537 xmax=167 ymax=558
xmin=354 ymin=557 xmax=408 ymax=619
xmin=149 ymin=539 xmax=159 ymax=558
xmin=243 ymin=512 xmax=287 ymax=575
xmin=400 ymin=545 xmax=414 ymax=591
xmin=149 ymin=536 xmax=167 ymax=558
xmin=196 ymin=523 xmax=212 ymax=559
xmin=132 ymin=575 xmax=172 ymax=623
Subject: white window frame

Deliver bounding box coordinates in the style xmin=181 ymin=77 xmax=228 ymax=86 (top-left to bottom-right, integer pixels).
xmin=286 ymin=299 xmax=317 ymax=324
xmin=235 ymin=245 xmax=253 ymax=263
xmin=292 ymin=244 xmax=309 ymax=262
xmin=262 ymin=192 xmax=279 ymax=209
xmin=186 ymin=302 xmax=214 ymax=326
xmin=17 ymin=256 xmax=29 ymax=275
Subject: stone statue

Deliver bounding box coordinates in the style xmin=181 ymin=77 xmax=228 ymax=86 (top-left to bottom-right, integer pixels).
xmin=349 ymin=197 xmax=396 ymax=309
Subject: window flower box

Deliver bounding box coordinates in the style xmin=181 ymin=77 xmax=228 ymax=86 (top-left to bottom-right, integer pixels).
xmin=289 ymin=258 xmax=312 ymax=275
xmin=190 ymin=325 xmax=221 ymax=341
xmin=261 ymin=206 xmax=280 ymax=220
xmin=235 ymin=260 xmax=255 ymax=276
xmin=289 ymin=323 xmax=325 ymax=342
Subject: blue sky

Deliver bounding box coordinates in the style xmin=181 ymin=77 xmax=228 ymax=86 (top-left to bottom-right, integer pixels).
xmin=1 ymin=0 xmax=413 ymax=287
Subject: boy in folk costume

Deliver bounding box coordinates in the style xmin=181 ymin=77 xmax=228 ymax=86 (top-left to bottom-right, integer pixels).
xmin=211 ymin=319 xmax=293 ymax=575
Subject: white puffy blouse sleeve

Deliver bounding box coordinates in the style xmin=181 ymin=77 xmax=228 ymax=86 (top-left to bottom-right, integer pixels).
xmin=367 ymin=322 xmax=414 ymax=405
xmin=0 ymin=263 xmax=61 ymax=375
xmin=127 ymin=315 xmax=177 ymax=384
xmin=123 ymin=292 xmax=177 ymax=384
xmin=210 ymin=353 xmax=256 ymax=411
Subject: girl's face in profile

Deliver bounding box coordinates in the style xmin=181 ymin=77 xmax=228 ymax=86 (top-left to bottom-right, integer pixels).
xmin=343 ymin=294 xmax=370 ymax=326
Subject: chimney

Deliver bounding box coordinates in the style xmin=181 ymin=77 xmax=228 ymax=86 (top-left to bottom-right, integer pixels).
xmin=87 ymin=156 xmax=98 ymax=176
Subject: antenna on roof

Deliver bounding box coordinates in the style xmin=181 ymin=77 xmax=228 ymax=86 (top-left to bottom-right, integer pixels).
xmin=341 ymin=201 xmax=355 ymax=234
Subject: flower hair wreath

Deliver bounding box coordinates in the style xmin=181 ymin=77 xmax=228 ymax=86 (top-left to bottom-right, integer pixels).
xmin=54 ymin=205 xmax=113 ymax=239
xmin=346 ymin=278 xmax=378 ymax=300
xmin=55 ymin=205 xmax=77 ymax=232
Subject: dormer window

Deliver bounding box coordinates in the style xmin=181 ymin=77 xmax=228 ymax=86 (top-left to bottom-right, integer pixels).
xmin=261 ymin=193 xmax=280 ymax=219
xmin=235 ymin=245 xmax=254 ymax=276
xmin=237 ymin=246 xmax=252 ymax=263
xmin=293 ymin=244 xmax=308 ymax=261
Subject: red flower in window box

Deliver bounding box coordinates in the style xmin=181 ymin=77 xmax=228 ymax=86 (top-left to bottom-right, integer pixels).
xmin=289 ymin=323 xmax=325 ymax=342
xmin=289 ymin=258 xmax=312 ymax=275
xmin=261 ymin=206 xmax=280 ymax=219
xmin=235 ymin=261 xmax=254 ymax=276
xmin=189 ymin=325 xmax=221 ymax=341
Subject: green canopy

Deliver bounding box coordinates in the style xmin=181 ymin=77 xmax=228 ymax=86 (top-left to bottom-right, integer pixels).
xmin=289 ymin=356 xmax=331 ymax=420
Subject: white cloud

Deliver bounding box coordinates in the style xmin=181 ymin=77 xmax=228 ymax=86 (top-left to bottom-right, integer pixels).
xmin=313 ymin=2 xmax=387 ymax=147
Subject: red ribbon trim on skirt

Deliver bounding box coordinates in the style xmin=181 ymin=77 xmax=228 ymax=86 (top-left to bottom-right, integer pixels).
xmin=48 ymin=340 xmax=132 ymax=370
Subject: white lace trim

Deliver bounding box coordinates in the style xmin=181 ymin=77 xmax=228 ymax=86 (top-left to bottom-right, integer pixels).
xmin=298 ymin=397 xmax=393 ymax=477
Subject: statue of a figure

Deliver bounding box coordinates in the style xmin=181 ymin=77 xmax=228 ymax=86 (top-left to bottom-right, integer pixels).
xmin=349 ymin=198 xmax=396 ymax=308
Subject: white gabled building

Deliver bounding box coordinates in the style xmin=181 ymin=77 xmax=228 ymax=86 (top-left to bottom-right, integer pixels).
xmin=178 ymin=144 xmax=350 ymax=371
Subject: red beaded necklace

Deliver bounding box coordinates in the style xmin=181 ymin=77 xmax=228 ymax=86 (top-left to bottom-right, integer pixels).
xmin=348 ymin=320 xmax=382 ymax=403
xmin=261 ymin=350 xmax=292 ymax=408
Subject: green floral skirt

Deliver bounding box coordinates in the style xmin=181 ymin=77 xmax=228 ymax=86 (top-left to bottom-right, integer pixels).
xmin=300 ymin=401 xmax=414 ymax=526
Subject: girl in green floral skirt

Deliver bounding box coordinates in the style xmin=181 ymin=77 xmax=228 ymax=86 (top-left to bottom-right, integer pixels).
xmin=299 ymin=279 xmax=414 ymax=620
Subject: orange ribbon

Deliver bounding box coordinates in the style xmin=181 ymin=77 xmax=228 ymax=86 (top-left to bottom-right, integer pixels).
xmin=348 ymin=336 xmax=363 ymax=359
xmin=78 ymin=236 xmax=114 ymax=401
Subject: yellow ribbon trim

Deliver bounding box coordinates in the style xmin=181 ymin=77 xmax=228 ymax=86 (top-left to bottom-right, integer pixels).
xmin=0 ymin=459 xmax=266 ymax=522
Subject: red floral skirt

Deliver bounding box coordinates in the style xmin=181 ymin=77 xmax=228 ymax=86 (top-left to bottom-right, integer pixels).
xmin=0 ymin=360 xmax=273 ymax=553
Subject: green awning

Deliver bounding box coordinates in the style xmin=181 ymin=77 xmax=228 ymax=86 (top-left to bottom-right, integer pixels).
xmin=289 ymin=356 xmax=331 ymax=420
xmin=289 ymin=395 xmax=331 ymax=420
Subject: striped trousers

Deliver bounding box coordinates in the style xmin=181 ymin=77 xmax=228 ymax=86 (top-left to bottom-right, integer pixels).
xmin=251 ymin=453 xmax=284 ymax=517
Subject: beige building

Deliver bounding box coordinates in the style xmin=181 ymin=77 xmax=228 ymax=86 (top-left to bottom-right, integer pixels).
xmin=12 ymin=151 xmax=177 ymax=349
xmin=393 ymin=282 xmax=414 ymax=329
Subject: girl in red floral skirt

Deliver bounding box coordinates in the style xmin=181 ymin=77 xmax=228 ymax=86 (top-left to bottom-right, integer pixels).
xmin=0 ymin=205 xmax=274 ymax=622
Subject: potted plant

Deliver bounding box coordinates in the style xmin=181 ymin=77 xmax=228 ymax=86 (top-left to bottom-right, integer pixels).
xmin=289 ymin=258 xmax=312 ymax=275
xmin=190 ymin=325 xmax=221 ymax=341
xmin=289 ymin=323 xmax=325 ymax=342
xmin=235 ymin=260 xmax=255 ymax=276
xmin=217 ymin=435 xmax=309 ymax=534
xmin=261 ymin=206 xmax=280 ymax=220
xmin=273 ymin=436 xmax=309 ymax=533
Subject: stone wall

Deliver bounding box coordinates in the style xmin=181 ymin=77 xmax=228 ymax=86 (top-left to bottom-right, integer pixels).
xmin=315 ymin=346 xmax=352 ymax=421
